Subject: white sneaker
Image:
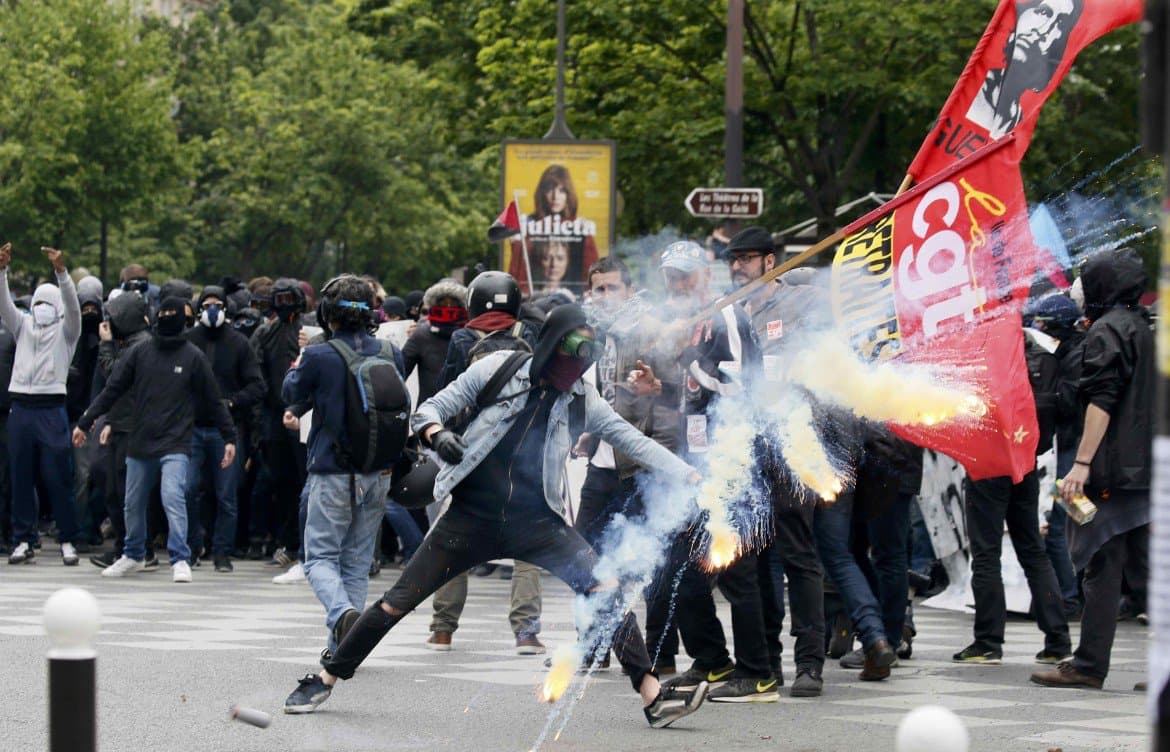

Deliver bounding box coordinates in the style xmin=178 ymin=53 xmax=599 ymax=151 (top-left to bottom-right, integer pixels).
xmin=61 ymin=542 xmax=79 ymax=566
xmin=172 ymin=560 xmax=193 ymax=583
xmin=102 ymin=555 xmax=144 ymax=577
xmin=7 ymin=541 xmax=34 ymax=564
xmin=273 ymin=562 xmax=306 ymax=584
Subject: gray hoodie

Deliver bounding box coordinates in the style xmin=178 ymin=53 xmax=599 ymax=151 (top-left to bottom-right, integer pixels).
xmin=0 ymin=268 xmax=81 ymax=396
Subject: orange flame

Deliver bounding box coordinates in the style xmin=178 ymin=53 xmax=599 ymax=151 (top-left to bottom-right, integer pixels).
xmin=540 ymin=647 xmax=576 ymax=703
xmin=704 ymin=529 xmax=741 ymax=572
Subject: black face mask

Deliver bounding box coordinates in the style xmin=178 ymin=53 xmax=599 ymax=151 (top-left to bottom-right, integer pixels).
xmin=81 ymin=311 xmax=101 ymax=334
xmin=156 ymin=312 xmax=186 ymax=338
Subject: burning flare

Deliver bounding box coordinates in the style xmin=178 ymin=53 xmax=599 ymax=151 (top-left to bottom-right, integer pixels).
xmin=540 ymin=646 xmax=577 ymax=703
xmin=703 ymin=526 xmax=741 ymax=571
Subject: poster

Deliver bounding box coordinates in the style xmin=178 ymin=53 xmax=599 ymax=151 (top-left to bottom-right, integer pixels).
xmin=500 ymin=139 xmax=616 ymax=297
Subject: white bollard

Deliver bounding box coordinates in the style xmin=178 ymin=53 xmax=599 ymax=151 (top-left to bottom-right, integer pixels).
xmin=895 ymin=705 xmax=969 ymax=752
xmin=44 ymin=587 xmax=101 ymax=752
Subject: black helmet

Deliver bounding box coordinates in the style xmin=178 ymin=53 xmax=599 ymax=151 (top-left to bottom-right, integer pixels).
xmin=467 ymin=271 xmax=521 ymax=318
xmin=389 ymin=450 xmax=440 ymax=510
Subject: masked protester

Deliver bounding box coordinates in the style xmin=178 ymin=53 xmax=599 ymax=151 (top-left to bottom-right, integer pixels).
xmin=0 ymin=244 xmax=83 ymax=566
xmin=251 ymin=278 xmax=308 ymax=568
xmin=67 ymin=275 xmax=105 ymax=542
xmin=184 ymin=286 xmax=265 ymax=572
xmin=404 ymin=280 xmax=467 ymax=405
xmin=403 ymin=289 xmax=424 ymax=321
xmin=1032 ymin=248 xmax=1155 ymax=690
xmin=282 ymin=303 xmax=710 ymax=730
xmin=232 ymin=307 xmax=263 ymax=339
xmin=75 ymin=297 xmax=237 ymax=584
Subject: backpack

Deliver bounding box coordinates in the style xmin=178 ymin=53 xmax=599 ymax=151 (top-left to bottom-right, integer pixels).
xmin=1025 ymin=338 xmax=1060 ymax=455
xmin=328 ymin=339 xmax=410 ymax=473
xmin=466 ymin=321 xmax=531 ymax=364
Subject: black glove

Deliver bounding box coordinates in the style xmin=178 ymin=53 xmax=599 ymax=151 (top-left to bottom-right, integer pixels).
xmin=430 ymin=429 xmax=467 ymax=464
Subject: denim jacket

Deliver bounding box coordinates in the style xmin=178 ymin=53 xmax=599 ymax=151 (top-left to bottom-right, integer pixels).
xmin=412 ymin=351 xmax=695 ymax=521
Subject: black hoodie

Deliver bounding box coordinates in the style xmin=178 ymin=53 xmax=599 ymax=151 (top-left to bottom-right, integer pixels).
xmin=98 ymin=293 xmax=153 ymax=433
xmin=187 ymin=309 xmax=266 ymax=426
xmin=1078 ymin=249 xmax=1154 ymax=493
xmin=66 ymin=286 xmax=104 ymax=420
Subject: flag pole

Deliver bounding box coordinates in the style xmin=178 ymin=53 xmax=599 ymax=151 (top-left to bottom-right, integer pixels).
xmin=514 ymin=191 xmax=536 ymax=297
xmin=895 ymin=173 xmax=914 ymax=197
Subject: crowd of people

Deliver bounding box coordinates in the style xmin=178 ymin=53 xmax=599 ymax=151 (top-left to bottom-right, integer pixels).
xmin=0 ymin=227 xmax=1153 ymax=727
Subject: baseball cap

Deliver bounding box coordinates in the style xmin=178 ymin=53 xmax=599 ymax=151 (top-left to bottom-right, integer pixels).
xmin=659 ymin=241 xmax=708 ymax=273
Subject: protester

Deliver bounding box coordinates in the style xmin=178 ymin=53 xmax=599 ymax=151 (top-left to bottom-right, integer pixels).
xmin=0 ymin=244 xmax=84 ymax=566
xmin=75 ymin=297 xmax=237 ymax=583
xmin=1033 ymin=248 xmax=1154 ymax=689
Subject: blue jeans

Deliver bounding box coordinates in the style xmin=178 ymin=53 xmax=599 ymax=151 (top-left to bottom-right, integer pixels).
xmin=185 ymin=427 xmax=240 ymax=556
xmin=1047 ymin=448 xmax=1080 ymax=608
xmin=303 ymin=472 xmax=391 ymax=650
xmin=866 ymin=493 xmax=911 ymax=647
xmin=125 ymin=454 xmax=190 ymax=564
xmin=814 ymin=492 xmax=887 ymax=650
xmin=384 ymin=499 xmax=423 ymax=562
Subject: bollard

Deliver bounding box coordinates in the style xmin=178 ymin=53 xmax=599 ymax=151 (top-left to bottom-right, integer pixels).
xmin=43 ymin=587 xmax=101 ymax=752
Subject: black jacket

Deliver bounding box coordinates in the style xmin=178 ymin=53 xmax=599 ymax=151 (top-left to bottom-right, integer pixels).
xmin=1053 ymin=328 xmax=1086 ymax=455
xmin=79 ymin=336 xmax=237 ymax=459
xmin=98 ymin=293 xmax=153 ymax=433
xmin=187 ymin=323 xmax=266 ymax=426
xmin=251 ymin=316 xmax=301 ymax=438
xmin=402 ymin=326 xmax=452 ymax=404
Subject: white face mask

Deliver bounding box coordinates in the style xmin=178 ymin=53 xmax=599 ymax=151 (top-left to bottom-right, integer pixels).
xmin=32 ymin=304 xmax=57 ymax=327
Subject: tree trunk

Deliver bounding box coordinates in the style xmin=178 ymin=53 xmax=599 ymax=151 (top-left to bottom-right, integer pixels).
xmin=99 ymin=217 xmax=109 ymax=286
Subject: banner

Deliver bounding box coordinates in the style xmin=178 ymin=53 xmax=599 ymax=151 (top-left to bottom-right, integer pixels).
xmin=832 ymin=135 xmax=1040 ymax=482
xmin=500 ymin=140 xmax=616 ymax=297
xmin=908 ymin=0 xmax=1141 ymax=182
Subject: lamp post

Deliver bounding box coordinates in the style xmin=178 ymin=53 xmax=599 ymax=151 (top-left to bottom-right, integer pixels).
xmin=44 ymin=587 xmax=101 ymax=752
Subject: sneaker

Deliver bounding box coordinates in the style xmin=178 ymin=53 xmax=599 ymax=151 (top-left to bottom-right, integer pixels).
xmin=952 ymin=644 xmax=1003 ymax=664
xmin=1138 ymin=612 xmax=1150 ymax=626
xmin=60 ymin=543 xmax=79 ymax=566
xmin=827 ymin=612 xmax=854 ymax=658
xmin=425 ymin=631 xmax=453 ymax=651
xmin=790 ymin=667 xmax=823 ymax=698
xmin=8 ymin=541 xmax=34 ymax=564
xmin=707 ymin=676 xmax=780 ymax=703
xmin=771 ymin=664 xmax=784 ymax=687
xmin=897 ymin=623 xmax=915 ymax=660
xmin=516 ymin=633 xmax=546 ymax=655
xmin=644 ymin=681 xmax=708 ymax=728
xmin=860 ymin=640 xmax=897 ymax=681
xmin=245 ymin=542 xmax=266 ymax=560
xmin=102 ymin=555 xmax=144 ymax=577
xmin=1136 ymin=681 xmax=1149 ymax=692
xmin=284 ymin=674 xmax=332 ymax=714
xmin=89 ymin=551 xmax=116 ymax=569
xmin=172 ymin=560 xmax=193 ymax=583
xmin=213 ymin=555 xmax=233 ymax=573
xmin=368 ymin=557 xmax=381 ymax=578
xmin=1029 ymin=661 xmax=1103 ymax=689
xmin=273 ymin=562 xmax=306 ymax=584
xmin=663 ymin=661 xmax=735 ymax=691
xmin=470 ymin=563 xmax=496 ymax=577
xmin=1036 ymin=649 xmax=1073 ymax=665
xmin=142 ymin=552 xmax=159 ymax=570
xmin=271 ymin=547 xmax=294 ymax=567
xmin=332 ymin=609 xmax=360 ymax=647
xmin=839 ymin=648 xmax=865 ymax=669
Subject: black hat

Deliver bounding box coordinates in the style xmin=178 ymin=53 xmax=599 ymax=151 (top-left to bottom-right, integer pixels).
xmin=725 ymin=226 xmax=776 ymax=256
xmin=530 ymin=303 xmax=589 ymax=381
xmin=382 ymin=296 xmax=407 ymax=319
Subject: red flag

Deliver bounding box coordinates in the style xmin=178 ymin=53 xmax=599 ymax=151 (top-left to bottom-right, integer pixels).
xmin=487 ymin=200 xmax=522 ymax=242
xmin=831 ymin=135 xmax=1039 ymax=482
xmin=908 ymin=0 xmax=1141 ymax=181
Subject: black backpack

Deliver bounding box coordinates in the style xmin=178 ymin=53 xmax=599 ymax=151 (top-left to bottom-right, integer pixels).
xmin=466 ymin=321 xmax=531 ymax=364
xmin=1025 ymin=337 xmax=1060 ymax=455
xmin=328 ymin=339 xmax=410 ymax=473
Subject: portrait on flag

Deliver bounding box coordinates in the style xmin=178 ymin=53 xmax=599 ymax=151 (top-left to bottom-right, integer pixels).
xmin=499 ymin=140 xmax=616 ymax=296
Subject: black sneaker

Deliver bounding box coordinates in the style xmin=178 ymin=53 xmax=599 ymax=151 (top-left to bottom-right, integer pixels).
xmin=644 ymin=681 xmax=708 ymax=728
xmin=827 ymin=612 xmax=854 ymax=658
xmin=839 ymin=648 xmax=865 ymax=669
xmin=662 ymin=661 xmax=735 ymax=691
xmin=952 ymin=644 xmax=1002 ymax=664
xmin=1035 ymin=648 xmax=1072 ymax=665
xmin=790 ymin=667 xmax=823 ymax=698
xmin=89 ymin=550 xmax=116 ymax=569
xmin=707 ymin=676 xmax=780 ymax=703
xmin=897 ymin=623 xmax=915 ymax=660
xmin=284 ymin=674 xmax=332 ymax=714
xmin=246 ymin=542 xmax=266 ymax=561
xmin=143 ymin=552 xmax=159 ymax=570
xmin=332 ymin=609 xmax=361 ymax=647
xmin=213 ymin=555 xmax=233 ymax=573
xmin=368 ymin=557 xmax=381 ymax=578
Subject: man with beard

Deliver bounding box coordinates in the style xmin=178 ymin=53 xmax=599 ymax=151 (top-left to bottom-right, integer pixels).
xmin=967 ymin=0 xmax=1084 ymax=138
xmin=75 ymin=297 xmax=237 ymax=583
xmin=282 ymin=304 xmax=710 ymax=728
xmin=628 ymin=241 xmax=773 ymax=702
xmin=1032 ymin=248 xmax=1154 ymax=689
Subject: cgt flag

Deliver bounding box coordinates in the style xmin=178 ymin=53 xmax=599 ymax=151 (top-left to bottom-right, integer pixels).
xmin=831 ymin=135 xmax=1039 ymax=483
xmin=487 ymin=199 xmax=522 ymax=243
xmin=908 ymin=0 xmax=1141 ymax=182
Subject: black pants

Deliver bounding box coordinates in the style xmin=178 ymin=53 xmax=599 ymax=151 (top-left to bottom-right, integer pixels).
xmin=621 ymin=476 xmax=679 ymax=668
xmin=665 ymin=527 xmax=771 ymax=679
xmin=1073 ymin=524 xmax=1149 ymax=680
xmin=323 ymin=504 xmax=653 ymax=691
xmin=0 ymin=411 xmax=9 ymax=543
xmin=262 ymin=435 xmax=306 ymax=553
xmin=759 ymin=489 xmax=825 ymax=671
xmin=575 ymin=465 xmax=624 ymax=549
xmin=964 ymin=472 xmax=1070 ymax=654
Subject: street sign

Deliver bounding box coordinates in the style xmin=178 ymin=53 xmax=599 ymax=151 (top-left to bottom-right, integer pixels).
xmin=685 ymin=187 xmax=764 ymax=218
